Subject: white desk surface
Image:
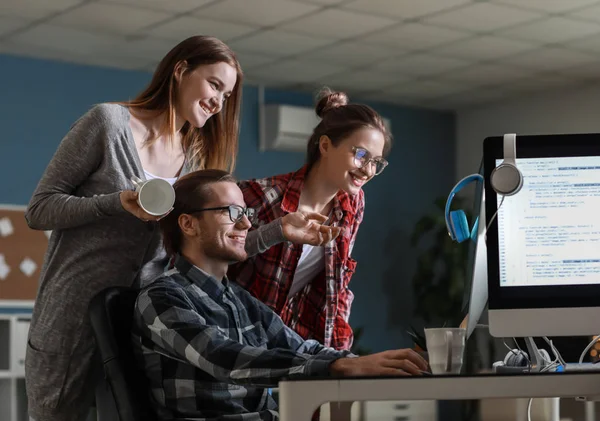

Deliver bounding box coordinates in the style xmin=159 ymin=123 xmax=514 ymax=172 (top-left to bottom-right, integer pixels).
xmin=278 ymin=372 xmax=600 ymax=421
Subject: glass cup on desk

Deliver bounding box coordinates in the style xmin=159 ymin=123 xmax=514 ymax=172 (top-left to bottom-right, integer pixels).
xmin=424 ymin=327 xmax=466 ymax=375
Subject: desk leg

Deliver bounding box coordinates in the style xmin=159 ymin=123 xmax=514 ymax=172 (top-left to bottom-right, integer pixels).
xmin=550 ymin=398 xmax=559 ymax=421
xmin=329 ymin=401 xmax=353 ymax=421
xmin=585 ymin=401 xmax=596 ymax=421
xmin=279 ymin=380 xmax=340 ymax=421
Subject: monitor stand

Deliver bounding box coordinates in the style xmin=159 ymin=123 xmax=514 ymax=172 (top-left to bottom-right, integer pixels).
xmin=524 ymin=336 xmax=548 ymax=372
xmin=521 ymin=338 xmax=559 ymax=421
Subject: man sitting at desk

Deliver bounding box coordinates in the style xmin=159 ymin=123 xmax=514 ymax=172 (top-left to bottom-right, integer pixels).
xmin=131 ymin=169 xmax=428 ymax=421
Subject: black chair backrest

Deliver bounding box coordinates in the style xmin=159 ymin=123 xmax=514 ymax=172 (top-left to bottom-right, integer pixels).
xmin=89 ymin=286 xmax=156 ymax=421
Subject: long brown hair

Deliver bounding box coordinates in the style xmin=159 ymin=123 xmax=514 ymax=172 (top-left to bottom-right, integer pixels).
xmin=121 ymin=36 xmax=243 ymax=172
xmin=306 ymin=88 xmax=392 ymax=172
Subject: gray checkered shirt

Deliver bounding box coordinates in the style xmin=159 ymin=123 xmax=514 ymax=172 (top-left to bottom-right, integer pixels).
xmin=132 ymin=254 xmax=351 ymax=421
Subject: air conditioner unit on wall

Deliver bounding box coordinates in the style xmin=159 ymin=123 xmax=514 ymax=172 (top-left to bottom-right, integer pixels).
xmin=261 ymin=104 xmax=320 ymax=152
xmin=257 ymin=86 xmax=392 ymax=153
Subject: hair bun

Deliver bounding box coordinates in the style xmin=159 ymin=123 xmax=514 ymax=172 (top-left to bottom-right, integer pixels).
xmin=315 ymin=88 xmax=349 ymax=118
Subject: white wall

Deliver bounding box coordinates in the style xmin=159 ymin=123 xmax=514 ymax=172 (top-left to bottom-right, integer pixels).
xmin=456 ymin=82 xmax=600 ymax=177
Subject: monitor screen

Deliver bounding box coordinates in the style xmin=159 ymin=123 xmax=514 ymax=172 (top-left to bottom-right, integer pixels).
xmin=484 ymin=133 xmax=600 ymax=337
xmin=495 ymin=156 xmax=600 ymax=288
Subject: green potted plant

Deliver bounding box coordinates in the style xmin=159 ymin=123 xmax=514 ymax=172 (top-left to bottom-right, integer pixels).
xmin=410 ymin=196 xmax=471 ymax=329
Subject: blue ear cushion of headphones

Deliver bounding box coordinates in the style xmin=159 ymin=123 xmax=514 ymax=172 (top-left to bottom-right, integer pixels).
xmin=450 ymin=210 xmax=469 ymax=243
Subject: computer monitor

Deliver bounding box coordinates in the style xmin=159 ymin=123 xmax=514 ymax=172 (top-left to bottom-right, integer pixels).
xmin=456 ymin=161 xmax=490 ymax=340
xmin=465 ymin=183 xmax=488 ymax=339
xmin=483 ymin=133 xmax=600 ymax=338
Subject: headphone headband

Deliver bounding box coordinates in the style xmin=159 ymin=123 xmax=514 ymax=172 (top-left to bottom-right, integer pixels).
xmin=503 ymin=133 xmax=516 ymax=164
xmin=445 ymin=174 xmax=484 ymax=242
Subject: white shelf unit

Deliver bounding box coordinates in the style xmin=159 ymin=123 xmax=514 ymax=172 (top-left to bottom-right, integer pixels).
xmin=0 ymin=313 xmax=31 ymax=421
xmin=320 ymin=400 xmax=438 ymax=421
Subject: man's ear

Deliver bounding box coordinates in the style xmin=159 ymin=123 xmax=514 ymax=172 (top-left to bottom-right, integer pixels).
xmin=173 ymin=60 xmax=188 ymax=84
xmin=319 ymin=135 xmax=332 ymax=157
xmin=178 ymin=213 xmax=198 ymax=237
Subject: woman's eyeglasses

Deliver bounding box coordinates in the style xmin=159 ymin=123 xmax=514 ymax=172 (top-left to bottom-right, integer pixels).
xmin=352 ymin=147 xmax=388 ymax=175
xmin=189 ymin=205 xmax=255 ymax=223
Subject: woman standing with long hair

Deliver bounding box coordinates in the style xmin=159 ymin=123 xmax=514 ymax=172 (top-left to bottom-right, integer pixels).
xmin=24 ymin=35 xmax=243 ymax=421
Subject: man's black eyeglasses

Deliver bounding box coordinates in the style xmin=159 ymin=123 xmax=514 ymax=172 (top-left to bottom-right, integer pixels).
xmin=189 ymin=205 xmax=255 ymax=223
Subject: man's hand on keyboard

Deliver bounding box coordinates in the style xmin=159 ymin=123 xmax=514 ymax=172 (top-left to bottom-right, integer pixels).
xmin=330 ymin=349 xmax=429 ymax=377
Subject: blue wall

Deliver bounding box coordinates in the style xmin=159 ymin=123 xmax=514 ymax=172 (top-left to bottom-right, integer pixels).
xmin=0 ymin=54 xmax=456 ymax=351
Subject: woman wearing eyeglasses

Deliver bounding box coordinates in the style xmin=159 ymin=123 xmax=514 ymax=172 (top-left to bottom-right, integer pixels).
xmin=229 ymin=88 xmax=391 ymax=351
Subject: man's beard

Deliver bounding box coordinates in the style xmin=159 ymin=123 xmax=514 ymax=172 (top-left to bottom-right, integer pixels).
xmin=205 ymin=243 xmax=247 ymax=264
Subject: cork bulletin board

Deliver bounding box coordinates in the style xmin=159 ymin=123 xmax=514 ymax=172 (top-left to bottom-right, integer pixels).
xmin=0 ymin=205 xmax=49 ymax=307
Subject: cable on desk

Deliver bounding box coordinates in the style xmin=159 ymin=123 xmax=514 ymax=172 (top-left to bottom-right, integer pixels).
xmin=579 ymin=336 xmax=600 ymax=364
xmin=527 ymin=398 xmax=534 ymax=421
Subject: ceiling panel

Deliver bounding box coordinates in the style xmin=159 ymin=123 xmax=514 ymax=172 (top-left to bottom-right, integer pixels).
xmin=387 ymin=80 xmax=469 ymax=99
xmin=566 ymin=34 xmax=600 ymax=54
xmin=281 ymin=8 xmax=397 ymax=39
xmin=492 ymin=0 xmax=599 ymax=13
xmin=302 ymin=41 xmax=401 ymax=67
xmin=325 ymin=70 xmax=413 ymax=91
xmin=363 ymin=92 xmax=432 ymax=108
xmin=195 ymin=0 xmax=319 ymax=27
xmin=0 ymin=38 xmax=149 ymax=69
xmin=49 ymin=2 xmax=171 ymax=35
xmin=342 ymin=0 xmax=470 ymax=19
xmin=228 ymin=30 xmax=334 ymax=56
xmin=146 ymin=16 xmax=257 ymax=42
xmin=499 ymin=74 xmax=584 ymax=94
xmin=439 ymin=63 xmax=532 ymax=86
xmin=363 ymin=23 xmax=471 ymax=50
xmin=556 ymin=61 xmax=600 ymax=79
xmin=567 ymin=4 xmax=600 ymax=24
xmin=9 ymin=24 xmax=120 ymax=55
xmin=106 ymin=0 xmax=213 ymax=13
xmin=498 ymin=17 xmax=600 ymax=44
xmin=248 ymin=58 xmax=344 ymax=83
xmin=0 ymin=16 xmax=30 ymax=37
xmin=503 ymin=47 xmax=599 ymax=71
xmin=293 ymin=0 xmax=346 ymax=4
xmin=374 ymin=53 xmax=471 ymax=76
xmin=0 ymin=0 xmax=84 ymax=20
xmin=436 ymin=36 xmax=539 ymax=61
xmin=423 ymin=2 xmax=542 ymax=32
xmin=96 ymin=36 xmax=178 ymax=63
xmin=433 ymin=88 xmax=511 ymax=109
xmin=3 ymin=0 xmax=600 ymax=110
xmin=234 ymin=51 xmax=279 ymax=69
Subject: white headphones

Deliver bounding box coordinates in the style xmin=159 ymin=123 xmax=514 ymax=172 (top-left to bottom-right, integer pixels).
xmin=494 ymin=348 xmax=551 ymax=372
xmin=490 ymin=133 xmax=523 ymax=196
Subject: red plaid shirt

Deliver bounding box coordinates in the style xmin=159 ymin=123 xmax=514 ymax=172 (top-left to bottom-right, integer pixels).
xmin=228 ymin=166 xmax=364 ymax=350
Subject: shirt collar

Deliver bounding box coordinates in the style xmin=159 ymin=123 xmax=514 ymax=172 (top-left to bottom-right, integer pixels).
xmin=280 ymin=165 xmax=357 ymax=223
xmin=173 ymin=254 xmax=229 ymax=295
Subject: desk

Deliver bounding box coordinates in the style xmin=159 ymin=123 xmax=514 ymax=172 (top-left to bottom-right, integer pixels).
xmin=278 ymin=372 xmax=600 ymax=421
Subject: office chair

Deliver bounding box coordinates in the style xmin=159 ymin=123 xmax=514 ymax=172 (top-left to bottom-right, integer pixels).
xmin=89 ymin=286 xmax=156 ymax=421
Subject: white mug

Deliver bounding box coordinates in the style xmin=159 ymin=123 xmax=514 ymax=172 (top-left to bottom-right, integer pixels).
xmin=131 ymin=176 xmax=175 ymax=217
xmin=424 ymin=327 xmax=466 ymax=375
